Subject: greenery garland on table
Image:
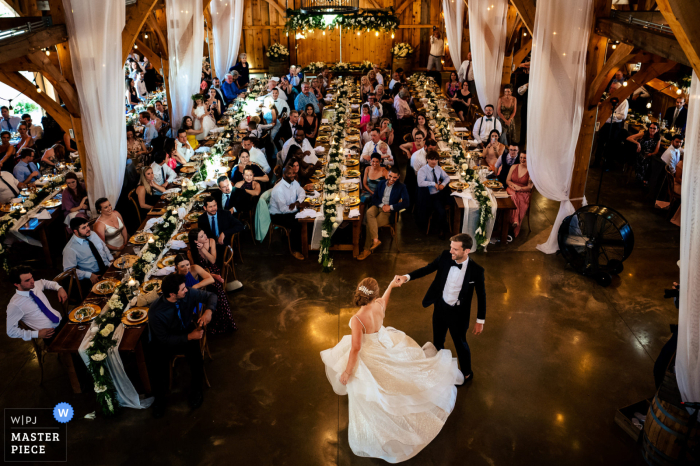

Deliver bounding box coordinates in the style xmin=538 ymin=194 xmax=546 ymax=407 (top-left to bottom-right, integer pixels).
xmin=284 ymin=8 xmax=399 ymax=34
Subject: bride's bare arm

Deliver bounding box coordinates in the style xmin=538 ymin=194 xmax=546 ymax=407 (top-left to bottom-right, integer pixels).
xmin=341 ymin=318 xmax=364 ymax=385
xmin=380 ymin=278 xmax=399 ymax=310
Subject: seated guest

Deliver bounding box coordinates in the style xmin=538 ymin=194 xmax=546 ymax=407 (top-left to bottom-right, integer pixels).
xmin=505 ymin=150 xmax=533 ymax=237
xmin=232 ymin=166 xmax=262 ymax=213
xmin=231 ymin=150 xmax=268 ymax=184
xmin=198 ymin=196 xmax=245 ymax=258
xmin=136 ymin=166 xmax=165 ymax=218
xmin=280 ymin=128 xmax=317 ymax=166
xmin=473 ymin=105 xmax=503 ymax=145
xmin=0 ymin=106 xmax=21 ymax=132
xmin=263 ymin=88 xmax=290 ymax=119
xmin=269 ymin=166 xmax=308 ymax=260
xmin=40 ymin=144 xmax=66 ymax=173
xmin=482 ymin=129 xmax=506 ymax=172
xmin=496 ymin=144 xmax=520 ymax=187
xmin=411 ymin=138 xmax=438 ymax=175
xmin=362 ymin=154 xmax=388 ymax=202
xmin=357 ymin=167 xmax=409 ymax=261
xmin=663 ymin=97 xmax=687 ymax=130
xmin=126 ymin=126 xmax=148 ymax=163
xmin=286 ymin=65 xmax=304 ymax=89
xmin=213 ymin=176 xmax=235 ymax=214
xmin=210 ymin=78 xmax=226 ymax=104
xmin=230 ymin=53 xmax=250 ymax=87
xmin=367 ymin=93 xmax=383 ymax=126
xmin=373 ymin=65 xmax=384 ymax=86
xmin=0 ymin=170 xmax=24 ymax=203
xmin=150 ymin=151 xmax=177 ymax=191
xmin=261 ymin=78 xmax=287 ymax=101
xmin=155 ymin=101 xmax=170 ymax=124
xmin=377 ymin=141 xmax=394 ymax=167
xmin=147 ymin=106 xmax=167 ymax=135
xmin=368 ymin=70 xmax=379 ymax=88
xmin=148 ymin=273 xmax=216 ymax=418
xmin=221 ymin=72 xmax=245 ymax=104
xmin=360 ymin=76 xmax=374 ymax=102
xmin=241 ymin=137 xmax=271 ymax=174
xmin=275 ymin=110 xmax=299 ymax=148
xmin=21 ymin=114 xmax=43 ymax=141
xmin=139 ymin=111 xmax=158 ymax=147
xmin=399 ymin=130 xmax=425 ymax=161
xmin=360 ymin=104 xmax=371 ymax=135
xmin=284 ymin=147 xmax=315 ymax=186
xmin=63 ymin=217 xmax=113 ymax=290
xmin=180 ymin=116 xmax=202 ymax=150
xmin=413 ymin=113 xmax=436 ymax=141
xmin=310 ymin=78 xmax=326 ymax=112
xmin=13 ymin=149 xmax=40 ymax=184
xmin=661 ymin=134 xmax=684 ymax=173
xmin=416 ymin=151 xmax=451 ymax=238
xmin=394 ymin=89 xmax=413 ymax=121
xmin=294 ymin=82 xmax=320 ymax=114
xmin=378 ymin=118 xmax=394 ymax=145
xmin=361 ymin=128 xmax=393 ymax=165
xmin=301 ymin=104 xmax=319 ymax=146
xmin=93 ymin=197 xmax=127 ymax=253
xmin=174 ymin=129 xmax=194 ymax=165
xmin=16 ymin=123 xmax=35 ymax=151
xmin=7 ymin=265 xmax=67 ymax=342
xmin=450 ymin=81 xmax=473 ymax=122
xmin=627 ymin=122 xmax=661 ymax=183
xmin=377 ymin=86 xmax=395 ymax=118
xmin=62 ymin=171 xmax=89 ymax=221
xmin=388 ymin=71 xmax=401 ymax=90
xmin=0 ymin=130 xmax=17 ymax=173
xmin=445 ymin=71 xmax=460 ymax=97
xmin=163 ymin=138 xmax=179 ymax=170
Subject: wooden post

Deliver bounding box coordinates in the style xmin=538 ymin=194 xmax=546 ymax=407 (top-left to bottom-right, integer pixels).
xmin=657 ymin=0 xmax=700 ymax=76
xmin=204 ymin=5 xmax=216 ymax=79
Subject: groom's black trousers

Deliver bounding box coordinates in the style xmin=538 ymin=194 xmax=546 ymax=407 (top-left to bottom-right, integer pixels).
xmin=432 ymin=298 xmax=472 ymax=375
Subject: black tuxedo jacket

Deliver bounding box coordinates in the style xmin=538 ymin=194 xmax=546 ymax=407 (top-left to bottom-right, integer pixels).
xmin=408 ymin=250 xmax=486 ymax=321
xmin=197 ymin=209 xmax=244 ymax=242
xmin=275 ymin=119 xmax=295 ymax=147
xmin=211 ymin=189 xmax=234 ymax=212
xmin=663 ymin=106 xmax=687 ymax=130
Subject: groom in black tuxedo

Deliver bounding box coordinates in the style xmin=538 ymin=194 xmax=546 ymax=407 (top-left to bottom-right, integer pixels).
xmin=397 ymin=233 xmax=485 ymax=382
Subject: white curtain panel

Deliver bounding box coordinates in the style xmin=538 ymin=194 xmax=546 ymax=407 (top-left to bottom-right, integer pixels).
xmin=527 ymin=0 xmax=593 ymax=254
xmin=442 ymin=0 xmax=465 ymax=69
xmin=62 ymin=0 xmax=126 ymax=208
xmin=677 ymin=71 xmax=700 ymax=404
xmin=468 ymin=0 xmax=508 ymax=107
xmin=166 ymin=0 xmax=204 ymax=128
xmin=211 ymin=0 xmax=244 ymax=80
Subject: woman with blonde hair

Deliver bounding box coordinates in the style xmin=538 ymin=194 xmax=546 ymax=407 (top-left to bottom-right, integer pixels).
xmin=360 ymin=75 xmax=374 ymax=102
xmin=135 ymin=166 xmax=164 ymax=219
xmin=321 ymin=276 xmax=463 ymax=463
xmin=367 ymin=69 xmax=378 ymax=88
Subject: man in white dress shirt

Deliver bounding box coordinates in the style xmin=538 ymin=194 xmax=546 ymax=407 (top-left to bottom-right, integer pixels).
xmin=410 ymin=139 xmax=438 ymax=175
xmin=135 ymin=71 xmax=148 ymax=100
xmin=260 ymin=78 xmax=287 ymax=102
xmin=457 ymin=52 xmax=476 ymax=97
xmin=21 ymin=114 xmax=43 ymax=141
xmin=472 ymin=105 xmax=504 ymax=145
xmin=427 ymin=28 xmax=444 ymax=71
xmin=139 ymin=111 xmax=158 ymax=147
xmin=279 ymin=128 xmax=317 ymax=166
xmin=388 ymin=71 xmax=401 ymax=90
xmin=661 ymin=134 xmax=684 ymax=174
xmin=0 ymin=170 xmax=25 ymax=204
xmin=269 ymin=166 xmax=308 ymax=260
xmin=367 ymin=93 xmax=383 ymax=125
xmin=241 ymin=137 xmax=271 ymax=173
xmin=264 ymin=88 xmax=290 ymax=119
xmin=360 ymin=129 xmax=392 ymax=164
xmin=175 ymin=129 xmax=194 ymax=163
xmin=7 ymin=266 xmax=68 ymax=342
xmin=150 ymin=152 xmax=177 ymax=190
xmin=63 ymin=217 xmax=114 ymax=295
xmin=373 ymin=64 xmax=384 ymax=86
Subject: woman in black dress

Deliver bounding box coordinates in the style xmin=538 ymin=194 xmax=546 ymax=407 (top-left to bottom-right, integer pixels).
xmin=301 ymin=104 xmax=319 ymax=146
xmin=626 ymin=122 xmax=661 ymax=183
xmin=450 ymin=81 xmax=473 ymax=122
xmin=125 ymin=78 xmax=140 ymax=110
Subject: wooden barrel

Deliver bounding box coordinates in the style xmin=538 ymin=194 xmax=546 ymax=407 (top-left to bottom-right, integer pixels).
xmin=642 ymin=395 xmax=698 ymax=465
xmin=392 ymin=56 xmax=412 ymax=74
xmin=268 ymin=59 xmax=288 ymax=78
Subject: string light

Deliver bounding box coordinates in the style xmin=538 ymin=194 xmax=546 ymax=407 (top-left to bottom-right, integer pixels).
xmin=144 ymin=33 xmax=149 ymax=39
xmin=523 ymin=31 xmax=527 ymax=37
xmin=134 ymin=44 xmax=138 ymax=49
xmin=612 ymin=44 xmax=617 ymax=49
xmin=646 ymin=102 xmax=652 ymax=109
xmin=676 ymin=88 xmax=683 ymax=95
xmin=622 ymin=81 xmax=627 ymax=87
xmin=45 ymin=49 xmax=50 ymax=56
xmin=391 ymin=33 xmax=395 ymax=39
xmin=375 ymin=31 xmax=378 ymax=36
xmin=357 ymin=31 xmax=360 ymax=35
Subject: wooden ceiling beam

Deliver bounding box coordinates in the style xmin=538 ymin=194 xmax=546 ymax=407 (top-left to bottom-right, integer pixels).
xmin=0 ymin=70 xmax=72 ymax=132
xmin=510 ymin=0 xmax=535 ymax=35
xmin=586 ymin=43 xmax=636 ymax=108
xmin=25 ymin=51 xmax=80 ymax=115
xmin=0 ymin=25 xmax=69 ymax=65
xmin=657 ymin=0 xmax=700 ymax=75
xmin=122 ymin=0 xmax=160 ymax=64
xmin=146 ymin=12 xmax=168 ymax=60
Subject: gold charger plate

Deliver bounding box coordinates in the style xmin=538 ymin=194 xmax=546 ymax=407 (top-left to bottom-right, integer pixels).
xmin=483 ymin=180 xmax=503 ymax=189
xmin=92 ymin=278 xmax=120 ymax=295
xmin=319 ymin=125 xmax=332 ymax=132
xmin=40 ymin=198 xmax=62 ymax=208
xmin=162 ymin=191 xmax=179 ymax=201
xmin=313 ymin=170 xmax=326 ymax=178
xmin=194 ymin=192 xmax=210 ymax=201
xmin=140 ymin=279 xmax=162 ymax=294
xmin=304 ymin=183 xmax=322 ymax=193
xmin=340 ymin=182 xmax=359 ymax=192
xmin=149 ymin=208 xmax=166 ymax=216
xmin=449 ymin=181 xmax=467 ymax=191
xmin=441 ymin=165 xmax=457 ymax=174
xmin=121 ymin=307 xmax=149 ymax=326
xmin=0 ymin=203 xmax=22 ymax=213
xmin=341 ymin=196 xmax=360 ymax=207
xmin=316 ymin=136 xmax=330 ymax=143
xmin=114 ymin=254 xmax=138 ymax=269
xmin=344 ymin=159 xmax=359 ymax=167
xmin=70 ymin=303 xmax=102 ymax=323
xmin=158 ymin=255 xmax=176 ymax=268
xmin=179 ymin=166 xmax=196 ymax=174
xmin=346 ymin=128 xmax=360 ymax=135
xmin=345 ymin=170 xmax=360 ymax=179
xmin=129 ymin=232 xmax=152 ymax=244
xmin=171 ymin=231 xmax=189 ymax=243
xmin=304 ymin=197 xmax=322 ymax=207
xmin=185 ymin=211 xmax=202 ymax=223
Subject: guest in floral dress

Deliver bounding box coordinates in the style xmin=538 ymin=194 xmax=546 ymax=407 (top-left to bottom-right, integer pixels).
xmin=505 ymin=151 xmax=534 ymax=237
xmin=626 ymin=122 xmax=661 ymax=183
xmin=187 ymin=228 xmax=237 ymax=334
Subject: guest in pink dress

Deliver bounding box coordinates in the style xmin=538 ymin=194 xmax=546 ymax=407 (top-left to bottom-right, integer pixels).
xmin=505 ymin=151 xmax=533 ymax=237
xmin=360 ymin=104 xmax=371 ymax=135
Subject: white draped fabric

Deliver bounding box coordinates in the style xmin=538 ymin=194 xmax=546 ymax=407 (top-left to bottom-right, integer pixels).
xmin=442 ymin=0 xmax=465 ymax=70
xmin=62 ymin=0 xmax=126 ymax=208
xmin=211 ymin=0 xmax=244 ymax=80
xmin=468 ymin=0 xmax=508 ymax=108
xmin=677 ymin=71 xmax=700 ymax=404
xmin=526 ymin=0 xmax=592 ymax=254
xmin=166 ymin=0 xmax=204 ymax=128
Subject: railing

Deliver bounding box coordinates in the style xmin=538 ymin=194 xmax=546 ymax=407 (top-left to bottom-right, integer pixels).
xmin=0 ymin=16 xmax=53 ymax=41
xmin=610 ymin=10 xmax=673 ymax=35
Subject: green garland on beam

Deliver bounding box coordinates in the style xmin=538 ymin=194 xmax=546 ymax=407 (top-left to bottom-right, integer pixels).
xmin=284 ymin=8 xmax=399 ymax=34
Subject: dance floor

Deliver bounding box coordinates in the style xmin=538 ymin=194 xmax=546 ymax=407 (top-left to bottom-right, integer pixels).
xmin=0 ymin=167 xmax=679 ymax=465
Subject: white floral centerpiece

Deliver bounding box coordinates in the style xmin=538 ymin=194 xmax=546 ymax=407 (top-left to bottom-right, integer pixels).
xmin=266 ymin=43 xmax=289 ymax=61
xmin=391 ymin=43 xmax=414 ymax=58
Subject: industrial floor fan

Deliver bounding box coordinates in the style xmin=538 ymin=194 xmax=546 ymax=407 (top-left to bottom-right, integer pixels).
xmin=557 ymin=205 xmax=634 ymax=287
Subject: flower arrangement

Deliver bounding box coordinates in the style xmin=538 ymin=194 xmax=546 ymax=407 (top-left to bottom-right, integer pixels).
xmin=391 ymin=43 xmax=414 ymax=58
xmin=266 ymin=43 xmax=290 ymax=60
xmin=332 ymin=62 xmax=351 ymax=72
xmin=360 ymin=60 xmax=373 ymax=70
xmin=303 ymin=61 xmax=326 ymax=74
xmin=284 ymin=9 xmax=399 ymax=34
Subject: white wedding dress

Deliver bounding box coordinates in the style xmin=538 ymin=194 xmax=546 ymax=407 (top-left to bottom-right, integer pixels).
xmin=193 ymin=106 xmax=216 ymax=140
xmin=321 ymin=310 xmax=463 ymax=463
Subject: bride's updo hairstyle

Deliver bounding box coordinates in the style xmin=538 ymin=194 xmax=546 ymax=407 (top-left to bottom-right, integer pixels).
xmin=353 ymin=278 xmax=380 ymax=306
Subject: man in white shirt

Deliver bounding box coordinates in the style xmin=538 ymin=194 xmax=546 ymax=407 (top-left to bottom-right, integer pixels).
xmin=7 ymin=266 xmax=67 ymax=341
xmin=21 ymin=114 xmax=43 ymax=140
xmin=394 ymin=89 xmax=412 ymax=120
xmin=269 ymin=166 xmax=308 ymax=260
xmin=594 ymin=82 xmax=628 ymax=165
xmin=472 ymin=105 xmax=504 ymax=145
xmin=260 ymin=78 xmax=287 ymax=102
xmin=280 ymin=128 xmax=317 ymax=166
xmin=411 ymin=139 xmax=438 ymax=174
xmin=360 ymin=129 xmax=392 ymax=164
xmin=0 ymin=171 xmax=25 ymax=204
xmin=63 ymin=217 xmax=114 ymax=289
xmin=175 ymin=129 xmax=194 ymax=163
xmin=367 ymin=93 xmax=383 ymax=125
xmin=241 ymin=137 xmax=271 ymax=173
xmin=661 ymin=134 xmax=684 ymax=173
xmin=150 ymin=152 xmax=176 ymax=189
xmin=135 ymin=71 xmax=148 ymax=100
xmin=388 ymin=71 xmax=401 ymax=90
xmin=263 ymin=88 xmax=290 ymax=118
xmin=427 ymin=28 xmax=444 ymax=71
xmin=139 ymin=111 xmax=158 ymax=147
xmin=457 ymin=51 xmax=476 ymax=97
xmin=604 ymin=83 xmax=629 ymax=125
xmin=373 ymin=64 xmax=384 ymax=86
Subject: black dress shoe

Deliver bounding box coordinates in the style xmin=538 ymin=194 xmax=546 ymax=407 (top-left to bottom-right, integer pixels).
xmin=152 ymin=401 xmax=166 ymax=419
xmin=189 ymin=390 xmax=204 ymax=410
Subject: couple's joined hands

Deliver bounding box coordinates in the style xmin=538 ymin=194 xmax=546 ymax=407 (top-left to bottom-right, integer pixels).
xmin=392 ymin=275 xmax=408 ymax=287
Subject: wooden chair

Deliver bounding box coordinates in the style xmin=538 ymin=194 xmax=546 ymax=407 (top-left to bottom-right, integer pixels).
xmin=378 ymin=209 xmax=404 ymax=252
xmin=18 ymin=321 xmax=51 ymax=385
xmin=221 ymin=245 xmax=238 ymax=284
xmin=128 ymin=189 xmax=142 ymax=225
xmin=53 ymin=267 xmax=83 ymax=312
xmin=665 ymin=166 xmax=681 ymax=219
xmin=229 ymin=232 xmax=243 ymax=263
xmin=268 ymin=222 xmax=293 ymax=255
xmin=169 ymin=307 xmax=212 ymax=390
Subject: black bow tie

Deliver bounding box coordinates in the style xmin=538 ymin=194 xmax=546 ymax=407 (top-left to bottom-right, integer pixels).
xmin=452 ymin=261 xmax=463 ymax=270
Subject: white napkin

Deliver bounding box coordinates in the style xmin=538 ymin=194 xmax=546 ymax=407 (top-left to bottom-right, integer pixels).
xmin=170 ymin=240 xmax=187 ymax=249
xmin=177 ymin=207 xmax=187 ymax=219
xmin=32 ymin=210 xmax=52 ymax=220
xmin=340 ymin=178 xmax=361 ymax=184
xmin=304 ymin=153 xmax=319 ymax=165
xmin=314 ymin=146 xmax=325 ymax=153
xmin=145 ymin=217 xmax=163 ymax=231
xmin=493 ymin=191 xmax=510 ymax=198
xmin=450 ymin=191 xmax=473 ymax=199
xmin=437 ymin=141 xmax=450 ymax=151
xmin=205 ymin=179 xmax=218 ymax=187
xmin=196 ymin=181 xmax=207 ymax=190
xmin=449 ymin=175 xmax=460 ymax=180
xmin=454 ymin=127 xmax=468 ymax=132
xmin=195 ymin=147 xmax=211 ymax=153
xmin=152 ymin=266 xmax=175 ymax=276
xmin=322 ymin=118 xmax=329 ymax=124
xmin=295 ymin=209 xmax=320 ymax=219
xmin=348 ymin=208 xmax=360 ymax=218
xmin=351 ymin=104 xmax=360 ymax=109
xmin=343 ymin=149 xmax=357 ymax=156
xmin=468 ymin=139 xmax=479 ymax=147
xmin=163 ymin=188 xmax=181 ymax=194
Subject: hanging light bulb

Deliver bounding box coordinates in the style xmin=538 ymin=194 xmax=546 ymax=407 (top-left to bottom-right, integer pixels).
xmin=134 ymin=44 xmax=138 ymax=49
xmin=391 ymin=33 xmax=395 ymax=39
xmin=611 ymin=44 xmax=617 ymax=49
xmin=646 ymin=102 xmax=652 ymax=109
xmin=375 ymin=31 xmax=378 ymax=37
xmin=676 ymin=88 xmax=683 ymax=95
xmin=45 ymin=49 xmax=50 ymax=56
xmin=523 ymin=31 xmax=527 ymax=37
xmin=622 ymin=81 xmax=627 ymax=87
xmin=144 ymin=33 xmax=149 ymax=39
xmin=323 ymin=30 xmax=326 ymax=35
xmin=35 ymin=83 xmax=41 ymax=93
xmin=7 ymin=99 xmax=12 ymax=111
xmin=357 ymin=31 xmax=361 ymax=36
xmin=286 ymin=31 xmax=289 ymax=36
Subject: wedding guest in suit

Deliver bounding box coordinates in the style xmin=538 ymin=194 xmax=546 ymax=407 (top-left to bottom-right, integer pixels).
xmin=213 ymin=175 xmax=235 ymax=214
xmin=397 ymin=233 xmax=487 ymax=381
xmin=472 ymin=105 xmax=503 ymax=145
xmin=663 ymin=97 xmax=687 ymax=131
xmin=149 ymin=273 xmax=216 ymax=418
xmin=198 ymin=196 xmax=245 ymax=263
xmin=357 ymin=167 xmax=409 ymax=260
xmin=495 ymin=144 xmax=520 ymax=188
xmin=416 ymin=151 xmax=450 ymax=238
xmin=269 ymin=166 xmax=309 ymax=260
xmin=7 ymin=266 xmax=67 ymax=343
xmin=275 ymin=110 xmax=300 ymax=149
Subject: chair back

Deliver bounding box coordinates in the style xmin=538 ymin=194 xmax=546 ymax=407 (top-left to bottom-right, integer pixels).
xmin=665 ymin=165 xmax=677 ymax=200
xmin=128 ymin=188 xmax=142 ymax=225
xmin=53 ymin=267 xmax=82 ymax=310
xmin=221 ymin=246 xmax=234 ymax=284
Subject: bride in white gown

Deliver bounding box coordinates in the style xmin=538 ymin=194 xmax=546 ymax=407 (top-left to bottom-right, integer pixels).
xmin=192 ymin=97 xmax=217 ymax=141
xmin=321 ymin=277 xmax=463 ymax=463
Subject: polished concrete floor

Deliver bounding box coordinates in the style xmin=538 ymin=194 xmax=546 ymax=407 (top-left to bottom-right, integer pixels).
xmin=0 ymin=165 xmax=680 ymax=465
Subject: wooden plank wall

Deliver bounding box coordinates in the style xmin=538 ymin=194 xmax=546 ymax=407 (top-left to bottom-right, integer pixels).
xmin=240 ymin=0 xmax=449 ymax=71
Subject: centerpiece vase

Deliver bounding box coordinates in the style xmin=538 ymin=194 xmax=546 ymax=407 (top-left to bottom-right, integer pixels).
xmin=269 ymin=56 xmax=289 ymax=78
